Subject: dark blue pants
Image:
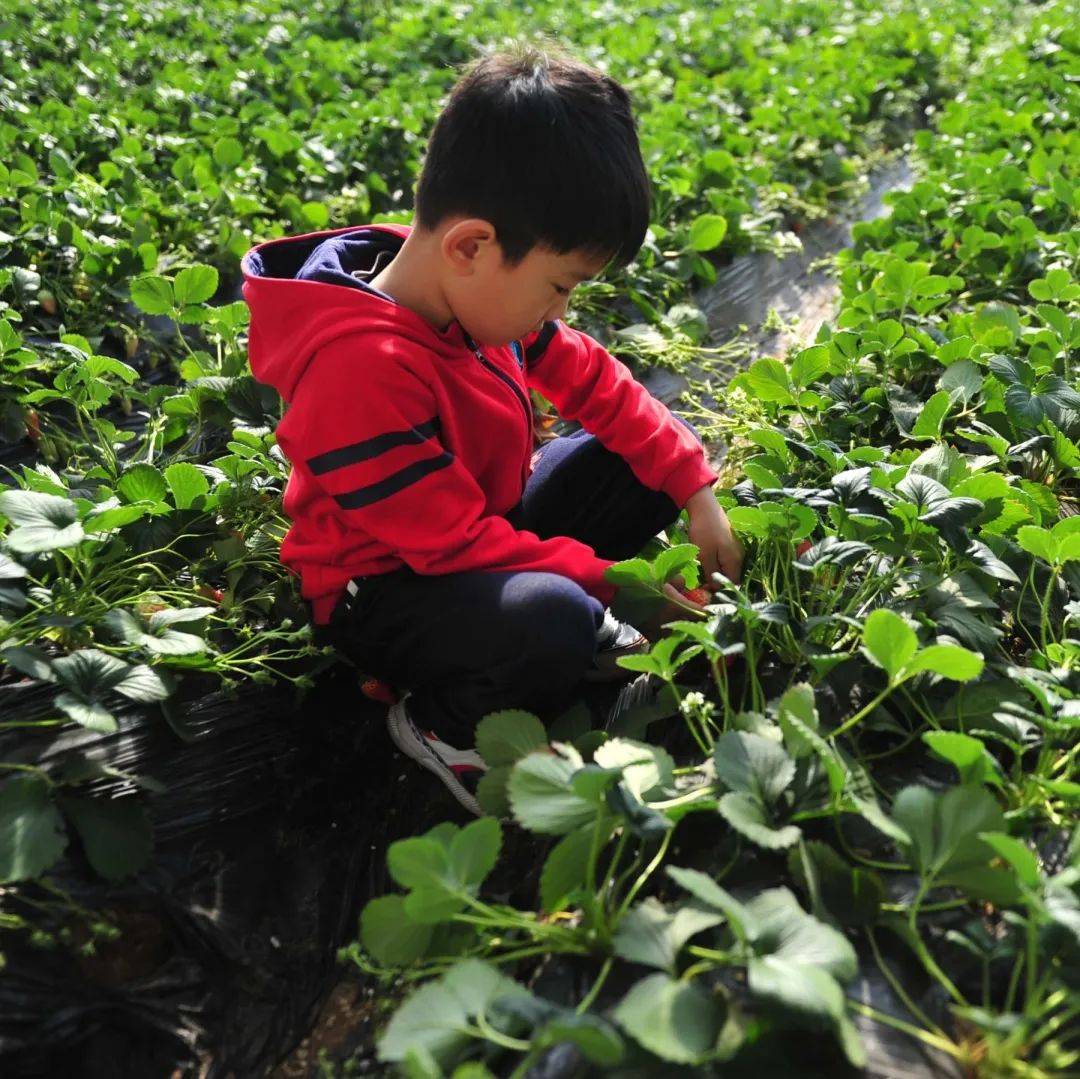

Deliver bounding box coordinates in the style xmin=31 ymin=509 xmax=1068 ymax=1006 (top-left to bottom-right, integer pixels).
xmin=323 ymin=414 xmax=703 ymax=743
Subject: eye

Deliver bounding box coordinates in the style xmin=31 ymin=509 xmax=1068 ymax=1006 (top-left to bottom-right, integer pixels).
xmin=553 ymin=284 xmax=571 ymax=296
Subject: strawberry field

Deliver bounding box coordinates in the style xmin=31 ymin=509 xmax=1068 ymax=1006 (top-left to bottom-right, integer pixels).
xmin=0 ymin=0 xmax=1077 ymax=1075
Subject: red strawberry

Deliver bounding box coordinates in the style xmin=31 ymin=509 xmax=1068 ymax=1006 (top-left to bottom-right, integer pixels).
xmin=197 ymin=584 xmax=225 ymax=604
xmin=361 ymin=677 xmax=398 ymax=705
xmin=681 ymin=586 xmax=713 ymax=606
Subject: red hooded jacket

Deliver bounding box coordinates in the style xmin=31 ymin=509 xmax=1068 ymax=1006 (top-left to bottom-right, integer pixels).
xmin=241 ymin=223 xmax=718 ymax=625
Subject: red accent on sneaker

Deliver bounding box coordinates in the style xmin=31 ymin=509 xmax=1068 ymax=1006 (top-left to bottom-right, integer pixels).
xmin=450 ymin=763 xmax=482 ymax=777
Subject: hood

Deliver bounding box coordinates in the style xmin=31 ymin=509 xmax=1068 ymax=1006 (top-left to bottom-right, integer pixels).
xmin=241 ymin=222 xmax=472 ymax=402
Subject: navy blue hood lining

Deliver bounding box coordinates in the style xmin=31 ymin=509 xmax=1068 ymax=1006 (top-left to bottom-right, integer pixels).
xmin=246 ymin=227 xmax=403 ymax=305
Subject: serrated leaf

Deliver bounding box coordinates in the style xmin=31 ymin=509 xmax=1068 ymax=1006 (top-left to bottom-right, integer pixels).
xmin=714 ymin=731 xmax=794 ymax=804
xmin=361 ymin=894 xmax=433 ymax=966
xmin=540 ymin=825 xmax=594 ymax=912
xmin=613 ymin=973 xmax=721 ymax=1064
xmin=0 ymin=490 xmax=84 ymax=553
xmin=474 ymin=710 xmax=548 ymax=767
xmin=59 ymin=793 xmax=152 ymax=881
xmin=861 ymin=609 xmax=917 ymax=681
xmin=507 ymin=749 xmax=597 ymax=835
xmin=613 ymin=898 xmax=723 ymax=973
xmin=906 ymin=644 xmax=983 ymax=682
xmin=718 ymin=791 xmax=801 ymax=849
xmin=0 ymin=775 xmax=68 ymax=882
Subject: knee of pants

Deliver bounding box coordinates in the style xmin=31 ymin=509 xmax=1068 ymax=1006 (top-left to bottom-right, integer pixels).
xmin=501 ymin=573 xmax=599 ymax=671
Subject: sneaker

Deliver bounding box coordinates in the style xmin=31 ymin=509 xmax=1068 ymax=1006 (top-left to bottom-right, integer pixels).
xmin=583 ymin=607 xmax=648 ymax=683
xmin=386 ymin=691 xmax=487 ymax=816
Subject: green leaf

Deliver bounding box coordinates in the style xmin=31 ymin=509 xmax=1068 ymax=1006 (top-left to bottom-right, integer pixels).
xmin=0 ymin=490 xmax=84 ymax=554
xmin=688 ymin=213 xmax=728 ymax=252
xmin=891 ymin=785 xmax=1004 ymax=878
xmin=475 ymin=765 xmax=511 ymax=818
xmin=533 ymin=1014 xmax=625 ymax=1066
xmin=361 ymin=894 xmax=433 ymax=965
xmin=117 ymin=463 xmax=168 ymax=504
xmin=790 ymin=345 xmax=830 ymax=389
xmin=387 ymin=836 xmax=455 ymax=895
xmin=745 ymin=887 xmax=857 ymax=982
xmin=923 ymin=731 xmax=1002 ymax=787
xmin=979 ymin=832 xmax=1040 ymax=889
xmin=906 ymin=645 xmax=984 ymax=682
xmin=213 ymin=136 xmax=243 ymax=169
xmin=540 ymin=825 xmax=595 ymax=912
xmin=743 ymin=358 xmax=794 ymax=403
xmin=507 ymin=748 xmax=597 ymax=835
xmin=593 ymin=738 xmax=674 ymax=802
xmin=747 ymin=955 xmax=845 ymax=1026
xmin=474 ymin=710 xmax=548 ymax=767
xmin=613 ymin=898 xmax=723 ymax=973
xmin=301 ymin=201 xmax=330 ymax=228
xmin=58 ymin=793 xmax=152 ymax=881
xmin=1017 ymin=526 xmax=1057 ymax=564
xmin=787 ymin=841 xmax=883 ymax=927
xmin=377 ymin=959 xmax=533 ymax=1065
xmin=714 ymin=732 xmax=794 ymax=804
xmin=861 ymin=609 xmax=917 ymax=681
xmin=0 ymin=775 xmax=68 ymax=882
xmin=164 ymin=462 xmax=210 ymax=509
xmin=174 ymin=265 xmax=219 ymax=306
xmin=449 ymin=817 xmax=501 ymax=889
xmin=911 ymin=390 xmax=951 ymax=439
xmin=613 ymin=972 xmax=721 ymax=1063
xmin=718 ymin=791 xmax=801 ymax=849
xmin=939 ymin=359 xmax=982 ymax=403
xmin=776 ymin=683 xmax=820 ymax=759
xmin=1 ymin=644 xmax=54 ymax=682
xmin=130 ymin=275 xmax=174 ymax=315
xmin=665 ymin=865 xmax=752 ymax=941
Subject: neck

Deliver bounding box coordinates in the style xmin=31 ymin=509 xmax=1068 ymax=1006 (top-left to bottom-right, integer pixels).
xmin=369 ymin=229 xmax=456 ymax=334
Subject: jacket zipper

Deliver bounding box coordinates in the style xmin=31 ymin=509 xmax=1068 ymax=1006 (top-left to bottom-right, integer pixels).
xmin=463 ymin=332 xmax=535 ymax=487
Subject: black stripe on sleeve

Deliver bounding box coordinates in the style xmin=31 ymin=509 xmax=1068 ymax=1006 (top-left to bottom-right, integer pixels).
xmin=524 ymin=321 xmax=559 ymax=366
xmin=307 ymin=416 xmax=442 ymax=475
xmin=333 ymin=450 xmax=454 ymax=510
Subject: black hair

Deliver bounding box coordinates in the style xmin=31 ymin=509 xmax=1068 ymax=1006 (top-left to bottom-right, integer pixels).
xmin=413 ymin=40 xmax=651 ymax=270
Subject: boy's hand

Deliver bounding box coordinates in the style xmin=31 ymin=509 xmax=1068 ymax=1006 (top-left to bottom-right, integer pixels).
xmin=684 ymin=484 xmax=743 ymax=589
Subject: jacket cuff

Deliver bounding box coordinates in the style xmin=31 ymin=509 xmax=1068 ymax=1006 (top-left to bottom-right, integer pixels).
xmin=581 ymin=558 xmax=619 ymax=607
xmin=661 ymin=455 xmax=720 ymax=510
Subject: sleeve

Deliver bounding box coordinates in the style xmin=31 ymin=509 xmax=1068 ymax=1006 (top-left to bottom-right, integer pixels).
xmin=283 ymin=336 xmax=620 ymax=605
xmin=521 ymin=320 xmax=719 ymax=509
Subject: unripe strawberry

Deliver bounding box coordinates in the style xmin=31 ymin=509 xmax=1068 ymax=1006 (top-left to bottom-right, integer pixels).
xmin=24 ymin=409 xmax=40 ymax=444
xmin=126 ymin=336 xmax=139 ymax=360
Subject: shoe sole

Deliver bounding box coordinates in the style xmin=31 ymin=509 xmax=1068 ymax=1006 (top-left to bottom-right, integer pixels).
xmin=386 ymin=702 xmax=483 ymax=817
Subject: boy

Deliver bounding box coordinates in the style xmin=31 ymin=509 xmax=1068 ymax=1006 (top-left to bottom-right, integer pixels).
xmin=241 ymin=41 xmax=742 ymax=815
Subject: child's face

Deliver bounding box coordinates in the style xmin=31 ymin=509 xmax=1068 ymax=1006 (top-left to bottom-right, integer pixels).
xmin=442 ymin=223 xmax=609 ymax=347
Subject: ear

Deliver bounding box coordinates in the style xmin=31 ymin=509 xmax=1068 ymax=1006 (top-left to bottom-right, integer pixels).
xmin=440 ymin=218 xmax=499 ymax=276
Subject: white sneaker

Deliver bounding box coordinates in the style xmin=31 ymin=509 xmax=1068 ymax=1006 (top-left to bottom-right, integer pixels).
xmin=582 ymin=607 xmax=648 ymax=682
xmin=385 ymin=692 xmax=487 ymax=816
